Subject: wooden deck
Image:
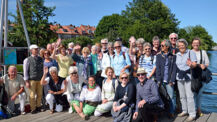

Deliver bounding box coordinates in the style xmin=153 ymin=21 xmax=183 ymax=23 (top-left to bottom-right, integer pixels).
xmin=2 ymin=110 xmax=217 ymax=122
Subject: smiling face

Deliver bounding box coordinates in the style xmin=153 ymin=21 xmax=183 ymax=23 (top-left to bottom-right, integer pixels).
xmin=137 ymin=73 xmax=146 ymax=83
xmin=114 ymin=42 xmax=121 ymax=53
xmin=44 ymin=50 xmax=50 ymax=59
xmin=192 ymin=39 xmax=200 ymax=50
xmin=8 ymin=67 xmax=17 ymax=79
xmin=144 ymin=46 xmax=151 ymax=56
xmin=169 ymin=34 xmax=178 ymax=46
xmin=60 ymin=48 xmax=66 ymax=56
xmin=153 ymin=40 xmax=160 ymax=48
xmin=106 ymin=69 xmax=114 ymax=79
xmin=161 ymin=41 xmax=169 ymax=52
xmin=120 ymin=73 xmax=129 ymax=85
xmin=178 ymin=42 xmax=187 ymax=53
xmin=88 ymin=77 xmax=95 ymax=87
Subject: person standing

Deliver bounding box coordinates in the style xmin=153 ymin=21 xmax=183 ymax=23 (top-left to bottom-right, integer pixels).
xmin=23 ymin=44 xmax=44 ymax=114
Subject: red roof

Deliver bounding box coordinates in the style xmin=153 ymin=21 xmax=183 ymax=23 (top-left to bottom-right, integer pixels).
xmin=50 ymin=24 xmax=96 ymax=35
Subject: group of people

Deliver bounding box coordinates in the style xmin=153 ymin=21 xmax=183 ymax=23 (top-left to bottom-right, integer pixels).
xmin=0 ymin=32 xmax=210 ymax=122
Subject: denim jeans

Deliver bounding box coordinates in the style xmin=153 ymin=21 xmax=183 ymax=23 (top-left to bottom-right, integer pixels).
xmin=164 ymin=83 xmax=175 ymax=114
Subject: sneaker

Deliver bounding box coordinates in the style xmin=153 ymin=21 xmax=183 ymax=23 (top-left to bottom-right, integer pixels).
xmin=68 ymin=107 xmax=73 ymax=114
xmin=178 ymin=112 xmax=188 ymax=117
xmin=21 ymin=112 xmax=26 ymax=115
xmin=186 ymin=116 xmax=195 ymax=122
xmin=31 ymin=109 xmax=37 ymax=114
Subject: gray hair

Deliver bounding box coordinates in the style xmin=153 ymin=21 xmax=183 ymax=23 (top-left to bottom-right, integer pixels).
xmin=136 ymin=38 xmax=145 ymax=45
xmin=169 ymin=33 xmax=178 ymax=39
xmin=107 ymin=42 xmax=113 ymax=48
xmin=114 ymin=41 xmax=122 ymax=46
xmin=143 ymin=42 xmax=152 ymax=48
xmin=91 ymin=45 xmax=98 ymax=51
xmin=101 ymin=38 xmax=108 ymax=43
xmin=49 ymin=66 xmax=58 ymax=74
xmin=68 ymin=42 xmax=74 ymax=48
xmin=162 ymin=39 xmax=171 ymax=47
xmin=68 ymin=66 xmax=78 ymax=75
xmin=176 ymin=38 xmax=188 ymax=47
xmin=152 ymin=36 xmax=160 ymax=42
xmin=8 ymin=65 xmax=17 ymax=72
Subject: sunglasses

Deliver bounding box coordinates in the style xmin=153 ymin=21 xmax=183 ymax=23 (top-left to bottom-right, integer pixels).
xmin=161 ymin=45 xmax=166 ymax=47
xmin=121 ymin=77 xmax=128 ymax=80
xmin=145 ymin=48 xmax=151 ymax=51
xmin=101 ymin=43 xmax=108 ymax=45
xmin=44 ymin=53 xmax=49 ymax=55
xmin=170 ymin=38 xmax=177 ymax=40
xmin=115 ymin=46 xmax=121 ymax=49
xmin=137 ymin=73 xmax=145 ymax=77
xmin=71 ymin=72 xmax=77 ymax=75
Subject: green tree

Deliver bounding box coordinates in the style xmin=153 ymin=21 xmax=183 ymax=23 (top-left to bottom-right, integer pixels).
xmin=178 ymin=25 xmax=215 ymax=50
xmin=9 ymin=0 xmax=56 ymax=47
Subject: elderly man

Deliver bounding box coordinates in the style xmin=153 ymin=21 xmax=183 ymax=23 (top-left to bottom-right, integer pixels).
xmin=112 ymin=41 xmax=131 ymax=78
xmin=152 ymin=36 xmax=161 ymax=55
xmin=169 ymin=33 xmax=179 ymax=55
xmin=23 ymin=44 xmax=44 ymax=114
xmin=101 ymin=38 xmax=108 ymax=53
xmin=0 ymin=66 xmax=26 ymax=115
xmin=133 ymin=68 xmax=164 ymax=122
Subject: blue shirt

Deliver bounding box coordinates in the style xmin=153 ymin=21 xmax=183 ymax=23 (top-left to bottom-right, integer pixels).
xmin=111 ymin=51 xmax=131 ymax=76
xmin=176 ymin=49 xmax=197 ymax=80
xmin=136 ymin=79 xmax=164 ymax=112
xmin=139 ymin=55 xmax=156 ymax=77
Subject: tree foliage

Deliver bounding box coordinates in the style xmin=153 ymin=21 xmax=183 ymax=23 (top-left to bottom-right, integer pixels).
xmin=62 ymin=36 xmax=93 ymax=48
xmin=95 ymin=0 xmax=180 ymax=45
xmin=178 ymin=25 xmax=215 ymax=50
xmin=9 ymin=0 xmax=56 ymax=47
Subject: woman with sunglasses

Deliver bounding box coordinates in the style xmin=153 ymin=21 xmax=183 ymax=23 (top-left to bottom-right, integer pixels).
xmin=75 ymin=76 xmax=101 ymax=120
xmin=112 ymin=72 xmax=136 ymax=122
xmin=43 ymin=50 xmax=58 ymax=77
xmin=139 ymin=42 xmax=156 ymax=80
xmin=94 ymin=67 xmax=118 ymax=116
xmin=156 ymin=39 xmax=177 ymax=118
xmin=63 ymin=66 xmax=84 ymax=113
xmin=72 ymin=46 xmax=93 ymax=84
xmin=133 ymin=68 xmax=164 ymax=122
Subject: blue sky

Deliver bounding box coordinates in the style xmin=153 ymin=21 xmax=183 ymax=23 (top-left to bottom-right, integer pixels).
xmin=6 ymin=0 xmax=217 ymax=42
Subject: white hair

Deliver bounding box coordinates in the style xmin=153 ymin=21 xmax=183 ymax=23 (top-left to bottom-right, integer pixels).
xmin=49 ymin=66 xmax=58 ymax=74
xmin=136 ymin=38 xmax=145 ymax=45
xmin=101 ymin=38 xmax=108 ymax=43
xmin=68 ymin=42 xmax=74 ymax=48
xmin=143 ymin=42 xmax=152 ymax=48
xmin=169 ymin=33 xmax=178 ymax=39
xmin=91 ymin=45 xmax=98 ymax=51
xmin=68 ymin=66 xmax=78 ymax=75
xmin=8 ymin=65 xmax=17 ymax=72
xmin=176 ymin=38 xmax=188 ymax=47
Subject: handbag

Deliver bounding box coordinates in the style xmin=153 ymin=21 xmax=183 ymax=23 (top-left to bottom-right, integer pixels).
xmin=201 ymin=68 xmax=212 ymax=83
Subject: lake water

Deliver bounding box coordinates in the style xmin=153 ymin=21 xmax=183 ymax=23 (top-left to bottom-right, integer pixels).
xmin=201 ymin=51 xmax=217 ymax=112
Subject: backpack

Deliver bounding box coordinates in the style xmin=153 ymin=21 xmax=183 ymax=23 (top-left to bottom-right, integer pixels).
xmin=139 ymin=54 xmax=154 ymax=67
xmin=113 ymin=52 xmax=126 ymax=60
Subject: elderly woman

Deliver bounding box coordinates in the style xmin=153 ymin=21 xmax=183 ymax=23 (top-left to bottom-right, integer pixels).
xmin=191 ymin=37 xmax=210 ymax=116
xmin=43 ymin=50 xmax=58 ymax=76
xmin=176 ymin=39 xmax=197 ymax=121
xmin=63 ymin=66 xmax=83 ymax=113
xmin=112 ymin=41 xmax=131 ymax=78
xmin=139 ymin=42 xmax=156 ymax=80
xmin=40 ymin=67 xmax=68 ymax=113
xmin=156 ymin=39 xmax=177 ymax=118
xmin=51 ymin=45 xmax=74 ymax=78
xmin=94 ymin=67 xmax=118 ymax=116
xmin=101 ymin=42 xmax=115 ymax=78
xmin=72 ymin=46 xmax=93 ymax=84
xmin=133 ymin=68 xmax=164 ymax=122
xmin=0 ymin=66 xmax=26 ymax=115
xmin=136 ymin=38 xmax=145 ymax=57
xmin=112 ymin=72 xmax=136 ymax=122
xmin=73 ymin=76 xmax=101 ymax=120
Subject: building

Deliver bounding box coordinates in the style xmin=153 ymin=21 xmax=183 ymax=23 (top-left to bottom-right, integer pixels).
xmin=50 ymin=24 xmax=96 ymax=39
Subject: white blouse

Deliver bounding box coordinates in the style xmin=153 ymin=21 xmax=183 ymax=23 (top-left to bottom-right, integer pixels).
xmin=80 ymin=85 xmax=101 ymax=102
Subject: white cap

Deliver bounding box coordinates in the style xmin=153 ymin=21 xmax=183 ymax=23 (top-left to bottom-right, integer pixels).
xmin=29 ymin=44 xmax=38 ymax=50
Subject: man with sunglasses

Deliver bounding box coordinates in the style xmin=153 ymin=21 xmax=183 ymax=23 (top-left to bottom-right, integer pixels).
xmin=133 ymin=68 xmax=164 ymax=122
xmin=101 ymin=38 xmax=108 ymax=53
xmin=169 ymin=33 xmax=179 ymax=55
xmin=112 ymin=41 xmax=131 ymax=79
xmin=156 ymin=39 xmax=177 ymax=118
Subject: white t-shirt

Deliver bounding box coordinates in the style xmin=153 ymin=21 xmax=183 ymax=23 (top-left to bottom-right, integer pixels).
xmin=80 ymin=85 xmax=101 ymax=102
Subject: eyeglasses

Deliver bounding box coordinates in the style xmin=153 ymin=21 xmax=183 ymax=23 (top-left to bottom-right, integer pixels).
xmin=145 ymin=48 xmax=151 ymax=51
xmin=170 ymin=38 xmax=177 ymax=40
xmin=137 ymin=73 xmax=145 ymax=77
xmin=161 ymin=45 xmax=166 ymax=47
xmin=121 ymin=77 xmax=128 ymax=80
xmin=71 ymin=72 xmax=77 ymax=75
xmin=114 ymin=46 xmax=121 ymax=49
xmin=101 ymin=43 xmax=108 ymax=45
